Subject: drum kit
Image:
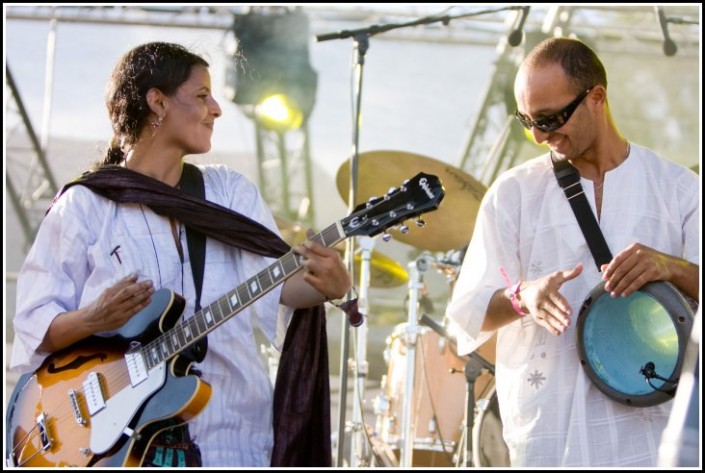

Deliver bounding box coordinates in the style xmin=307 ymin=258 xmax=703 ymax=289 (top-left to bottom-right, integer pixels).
xmin=276 ymin=150 xmax=510 ymax=468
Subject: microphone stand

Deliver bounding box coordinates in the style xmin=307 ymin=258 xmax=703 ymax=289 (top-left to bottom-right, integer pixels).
xmin=315 ymin=7 xmax=521 ymax=467
xmin=461 ymin=357 xmax=483 ymax=466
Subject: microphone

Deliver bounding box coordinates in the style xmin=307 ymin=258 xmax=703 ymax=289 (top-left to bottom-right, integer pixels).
xmin=507 ymin=6 xmax=530 ymax=47
xmin=656 ymin=6 xmax=678 ymax=57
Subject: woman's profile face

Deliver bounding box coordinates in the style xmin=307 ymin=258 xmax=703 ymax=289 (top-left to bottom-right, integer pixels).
xmin=161 ymin=64 xmax=222 ymax=155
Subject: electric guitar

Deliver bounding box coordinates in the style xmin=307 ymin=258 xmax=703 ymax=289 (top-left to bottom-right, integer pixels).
xmin=6 ymin=172 xmax=445 ymax=467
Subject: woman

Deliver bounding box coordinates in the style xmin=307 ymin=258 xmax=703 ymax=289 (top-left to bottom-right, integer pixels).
xmin=10 ymin=42 xmax=351 ymax=467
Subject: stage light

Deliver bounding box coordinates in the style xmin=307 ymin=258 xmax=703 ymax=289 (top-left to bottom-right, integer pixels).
xmin=255 ymin=93 xmax=304 ymax=133
xmin=229 ymin=8 xmax=317 ymax=130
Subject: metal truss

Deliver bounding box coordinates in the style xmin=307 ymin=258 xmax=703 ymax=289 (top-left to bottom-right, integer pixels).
xmin=4 ymin=4 xmax=700 ymax=247
xmin=5 ymin=64 xmax=59 ymax=247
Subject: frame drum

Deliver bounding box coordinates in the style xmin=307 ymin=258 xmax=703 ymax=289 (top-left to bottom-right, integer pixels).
xmin=577 ymin=281 xmax=695 ymax=407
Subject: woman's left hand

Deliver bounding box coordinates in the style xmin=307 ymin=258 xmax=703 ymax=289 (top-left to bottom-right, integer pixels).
xmin=293 ymin=238 xmax=352 ymax=300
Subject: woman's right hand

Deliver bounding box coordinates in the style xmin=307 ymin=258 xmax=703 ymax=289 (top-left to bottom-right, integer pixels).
xmin=40 ymin=274 xmax=155 ymax=353
xmin=85 ymin=274 xmax=155 ymax=332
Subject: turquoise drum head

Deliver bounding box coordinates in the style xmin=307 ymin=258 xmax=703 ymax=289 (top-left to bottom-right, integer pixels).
xmin=577 ymin=281 xmax=694 ymax=407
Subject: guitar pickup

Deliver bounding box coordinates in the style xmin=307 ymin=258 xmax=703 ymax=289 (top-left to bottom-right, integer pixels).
xmin=82 ymin=372 xmax=106 ymax=416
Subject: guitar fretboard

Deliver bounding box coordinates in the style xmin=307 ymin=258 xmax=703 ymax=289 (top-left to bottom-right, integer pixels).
xmin=138 ymin=221 xmax=345 ymax=369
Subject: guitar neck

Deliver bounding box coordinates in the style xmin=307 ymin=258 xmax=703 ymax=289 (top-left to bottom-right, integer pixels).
xmin=136 ymin=221 xmax=346 ymax=369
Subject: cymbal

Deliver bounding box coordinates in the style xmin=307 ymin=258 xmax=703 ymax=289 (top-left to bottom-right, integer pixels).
xmin=336 ymin=150 xmax=487 ymax=252
xmin=274 ymin=216 xmax=309 ymax=245
xmin=341 ymin=247 xmax=409 ymax=288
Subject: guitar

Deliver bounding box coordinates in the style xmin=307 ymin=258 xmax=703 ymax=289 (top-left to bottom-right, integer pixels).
xmin=6 ymin=172 xmax=445 ymax=467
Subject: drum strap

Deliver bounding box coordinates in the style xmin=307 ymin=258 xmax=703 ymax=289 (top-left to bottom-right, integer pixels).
xmin=551 ymin=154 xmax=613 ymax=270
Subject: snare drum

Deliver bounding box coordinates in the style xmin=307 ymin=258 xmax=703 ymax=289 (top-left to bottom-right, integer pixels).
xmin=374 ymin=323 xmax=495 ymax=466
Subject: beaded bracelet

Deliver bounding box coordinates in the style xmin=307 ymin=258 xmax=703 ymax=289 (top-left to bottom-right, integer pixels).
xmin=499 ymin=267 xmax=527 ymax=317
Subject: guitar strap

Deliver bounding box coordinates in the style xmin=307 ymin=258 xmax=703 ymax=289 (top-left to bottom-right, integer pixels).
xmin=551 ymin=154 xmax=613 ymax=270
xmin=176 ymin=163 xmax=208 ymax=363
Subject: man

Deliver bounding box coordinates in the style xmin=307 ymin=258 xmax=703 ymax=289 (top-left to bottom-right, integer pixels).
xmin=445 ymin=37 xmax=699 ymax=467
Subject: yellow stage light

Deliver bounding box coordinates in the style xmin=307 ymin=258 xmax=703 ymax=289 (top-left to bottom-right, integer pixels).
xmin=255 ymin=94 xmax=304 ymax=133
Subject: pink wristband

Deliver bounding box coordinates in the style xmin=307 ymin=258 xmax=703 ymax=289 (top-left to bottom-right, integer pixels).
xmin=500 ymin=267 xmax=527 ymax=317
xmin=508 ymin=281 xmax=527 ymax=317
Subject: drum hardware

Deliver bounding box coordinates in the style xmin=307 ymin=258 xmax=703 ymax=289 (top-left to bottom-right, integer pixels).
xmin=418 ymin=313 xmax=496 ymax=467
xmin=398 ymin=254 xmax=428 ymax=467
xmin=333 ymin=243 xmax=409 ymax=288
xmin=319 ymin=10 xmax=519 ymax=463
xmin=349 ymin=236 xmax=374 ymax=467
xmin=388 ymin=252 xmax=471 ymax=467
xmin=376 ymin=321 xmax=469 ymax=468
xmin=366 ymin=424 xmax=399 ymax=467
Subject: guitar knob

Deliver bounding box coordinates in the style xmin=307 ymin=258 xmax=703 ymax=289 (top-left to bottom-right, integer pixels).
xmin=399 ymin=224 xmax=409 ymax=234
xmin=415 ymin=217 xmax=426 ymax=228
xmin=382 ymin=232 xmax=392 ymax=242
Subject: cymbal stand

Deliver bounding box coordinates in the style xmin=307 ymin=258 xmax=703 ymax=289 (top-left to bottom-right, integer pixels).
xmin=399 ymin=253 xmax=432 ymax=467
xmin=350 ymin=236 xmax=374 ymax=467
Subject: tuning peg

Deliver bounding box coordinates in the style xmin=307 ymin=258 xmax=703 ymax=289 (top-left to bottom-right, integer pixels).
xmin=399 ymin=224 xmax=409 ymax=234
xmin=415 ymin=217 xmax=426 ymax=228
xmin=388 ymin=187 xmax=397 ymax=194
xmin=382 ymin=232 xmax=392 ymax=242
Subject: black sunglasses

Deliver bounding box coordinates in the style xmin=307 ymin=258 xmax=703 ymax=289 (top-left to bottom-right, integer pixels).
xmin=514 ymin=87 xmax=593 ymax=132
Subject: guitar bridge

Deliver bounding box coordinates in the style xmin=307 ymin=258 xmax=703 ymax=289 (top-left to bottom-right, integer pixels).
xmin=36 ymin=412 xmax=53 ymax=451
xmin=68 ymin=389 xmax=87 ymax=425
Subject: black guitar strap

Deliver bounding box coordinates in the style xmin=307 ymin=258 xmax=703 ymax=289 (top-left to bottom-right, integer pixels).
xmin=177 ymin=163 xmax=208 ymax=363
xmin=551 ymin=154 xmax=613 ymax=270
xmin=178 ymin=163 xmax=206 ymax=312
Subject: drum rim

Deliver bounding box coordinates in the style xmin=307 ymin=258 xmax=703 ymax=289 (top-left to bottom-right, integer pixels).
xmin=471 ymin=386 xmax=510 ymax=467
xmin=577 ymin=280 xmax=694 ymax=407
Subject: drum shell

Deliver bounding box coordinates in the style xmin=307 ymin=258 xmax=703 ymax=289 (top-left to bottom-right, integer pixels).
xmin=375 ymin=324 xmax=496 ymax=466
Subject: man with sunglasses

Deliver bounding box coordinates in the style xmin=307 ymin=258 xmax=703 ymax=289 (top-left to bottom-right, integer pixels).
xmin=446 ymin=37 xmax=699 ymax=467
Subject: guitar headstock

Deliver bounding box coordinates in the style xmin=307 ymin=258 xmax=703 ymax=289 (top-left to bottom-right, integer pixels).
xmin=340 ymin=172 xmax=445 ymax=239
